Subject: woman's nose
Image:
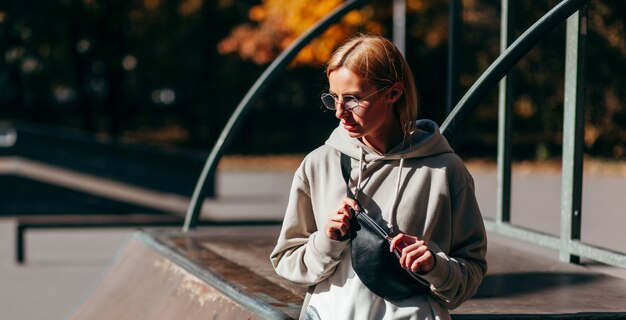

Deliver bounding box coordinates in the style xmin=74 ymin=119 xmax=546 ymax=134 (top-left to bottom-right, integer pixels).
xmin=335 ymin=101 xmax=348 ymax=119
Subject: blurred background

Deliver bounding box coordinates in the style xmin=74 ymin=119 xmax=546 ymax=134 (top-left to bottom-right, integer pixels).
xmin=1 ymin=2 xmax=626 ymax=319
xmin=1 ymin=0 xmax=624 ymax=160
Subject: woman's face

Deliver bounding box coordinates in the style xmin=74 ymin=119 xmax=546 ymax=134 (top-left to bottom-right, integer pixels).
xmin=328 ymin=67 xmax=398 ymax=144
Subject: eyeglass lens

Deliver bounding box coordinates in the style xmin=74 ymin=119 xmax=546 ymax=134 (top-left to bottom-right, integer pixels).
xmin=321 ymin=94 xmax=359 ymax=111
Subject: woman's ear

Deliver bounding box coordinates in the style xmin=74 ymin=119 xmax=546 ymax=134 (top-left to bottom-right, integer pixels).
xmin=387 ymin=82 xmax=403 ymax=104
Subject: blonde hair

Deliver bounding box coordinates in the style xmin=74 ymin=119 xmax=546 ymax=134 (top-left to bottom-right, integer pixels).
xmin=326 ymin=34 xmax=418 ymax=136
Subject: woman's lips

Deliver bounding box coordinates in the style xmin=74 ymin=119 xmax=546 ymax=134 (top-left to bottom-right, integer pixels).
xmin=342 ymin=120 xmax=358 ymax=131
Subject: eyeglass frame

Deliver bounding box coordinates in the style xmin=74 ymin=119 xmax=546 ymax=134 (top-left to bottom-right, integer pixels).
xmin=320 ymin=85 xmax=390 ymax=113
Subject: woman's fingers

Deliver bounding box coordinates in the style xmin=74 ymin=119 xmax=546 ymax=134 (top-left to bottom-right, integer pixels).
xmin=326 ymin=219 xmax=348 ymax=238
xmin=325 ymin=197 xmax=358 ymax=240
xmin=399 ymin=240 xmax=424 ymax=266
xmin=400 ymin=241 xmax=436 ymax=274
xmin=329 ymin=211 xmax=351 ymax=227
xmin=409 ymin=250 xmax=435 ymax=273
xmin=389 ymin=233 xmax=409 ymax=252
xmin=325 ymin=212 xmax=350 ymax=239
xmin=390 ymin=233 xmax=418 ymax=253
xmin=342 ymin=197 xmax=359 ymax=217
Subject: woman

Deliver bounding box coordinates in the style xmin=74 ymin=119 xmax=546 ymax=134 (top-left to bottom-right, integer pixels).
xmin=270 ymin=34 xmax=487 ymax=320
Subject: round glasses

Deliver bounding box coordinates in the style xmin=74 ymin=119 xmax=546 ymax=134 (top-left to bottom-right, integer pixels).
xmin=321 ymin=86 xmax=389 ymax=113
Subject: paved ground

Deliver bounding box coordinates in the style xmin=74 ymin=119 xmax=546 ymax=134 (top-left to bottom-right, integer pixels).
xmin=1 ymin=166 xmax=626 ymax=319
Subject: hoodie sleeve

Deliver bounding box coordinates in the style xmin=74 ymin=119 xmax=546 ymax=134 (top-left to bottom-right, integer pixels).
xmin=418 ymin=177 xmax=488 ymax=309
xmin=270 ymin=167 xmax=349 ymax=286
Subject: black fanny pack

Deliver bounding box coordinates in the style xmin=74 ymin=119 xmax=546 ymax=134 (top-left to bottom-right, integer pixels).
xmin=340 ymin=153 xmax=429 ymax=300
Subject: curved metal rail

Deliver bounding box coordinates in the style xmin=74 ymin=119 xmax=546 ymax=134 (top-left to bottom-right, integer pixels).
xmin=440 ymin=0 xmax=591 ymax=138
xmin=183 ymin=0 xmax=367 ymax=231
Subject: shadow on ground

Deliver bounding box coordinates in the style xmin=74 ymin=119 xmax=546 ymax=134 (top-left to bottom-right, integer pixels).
xmin=453 ymin=312 xmax=626 ymax=320
xmin=474 ymin=272 xmax=607 ymax=299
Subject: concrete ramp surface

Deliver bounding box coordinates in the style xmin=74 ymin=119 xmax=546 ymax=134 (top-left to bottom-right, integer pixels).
xmin=70 ymin=230 xmax=302 ymax=320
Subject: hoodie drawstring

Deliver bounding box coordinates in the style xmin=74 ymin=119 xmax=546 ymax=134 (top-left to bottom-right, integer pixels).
xmin=354 ymin=147 xmax=364 ymax=199
xmin=388 ymin=157 xmax=404 ymax=231
xmin=352 ymin=146 xmax=404 ymax=233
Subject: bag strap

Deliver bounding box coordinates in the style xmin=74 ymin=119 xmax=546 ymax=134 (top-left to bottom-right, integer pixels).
xmin=339 ymin=153 xmax=355 ymax=200
xmin=339 ymin=153 xmax=391 ymax=240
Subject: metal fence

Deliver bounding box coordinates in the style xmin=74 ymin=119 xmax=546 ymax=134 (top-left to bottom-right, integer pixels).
xmin=484 ymin=1 xmax=626 ymax=269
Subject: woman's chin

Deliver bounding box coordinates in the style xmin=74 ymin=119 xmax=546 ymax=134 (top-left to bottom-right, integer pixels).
xmin=346 ymin=130 xmax=363 ymax=138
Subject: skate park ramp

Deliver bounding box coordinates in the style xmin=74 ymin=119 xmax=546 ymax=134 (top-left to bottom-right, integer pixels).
xmin=70 ymin=226 xmax=626 ymax=320
xmin=70 ymin=227 xmax=303 ymax=320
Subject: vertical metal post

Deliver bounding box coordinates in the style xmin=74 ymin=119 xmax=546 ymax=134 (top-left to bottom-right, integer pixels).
xmin=393 ymin=0 xmax=406 ymax=56
xmin=497 ymin=0 xmax=513 ymax=224
xmin=560 ymin=5 xmax=587 ymax=263
xmin=446 ymin=0 xmax=462 ymax=115
xmin=17 ymin=225 xmax=25 ymax=264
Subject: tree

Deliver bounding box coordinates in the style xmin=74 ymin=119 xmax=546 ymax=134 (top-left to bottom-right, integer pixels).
xmin=217 ymin=0 xmax=384 ymax=66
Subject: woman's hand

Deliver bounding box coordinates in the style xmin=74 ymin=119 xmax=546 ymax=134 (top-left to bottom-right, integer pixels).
xmin=325 ymin=197 xmax=359 ymax=241
xmin=389 ymin=233 xmax=436 ymax=274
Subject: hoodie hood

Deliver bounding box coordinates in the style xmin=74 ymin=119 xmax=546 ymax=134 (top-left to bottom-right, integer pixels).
xmin=325 ymin=119 xmax=453 ymax=161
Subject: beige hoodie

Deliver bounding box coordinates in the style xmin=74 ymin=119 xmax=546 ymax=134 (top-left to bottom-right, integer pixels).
xmin=270 ymin=120 xmax=487 ymax=320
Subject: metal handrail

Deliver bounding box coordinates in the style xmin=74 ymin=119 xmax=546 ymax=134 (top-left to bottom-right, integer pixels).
xmin=183 ymin=0 xmax=368 ymax=231
xmin=440 ymin=0 xmax=591 ymax=138
xmin=439 ymin=0 xmax=626 ymax=269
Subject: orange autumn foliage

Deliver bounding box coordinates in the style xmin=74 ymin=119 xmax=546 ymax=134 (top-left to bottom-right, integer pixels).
xmin=218 ymin=0 xmax=383 ymax=66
